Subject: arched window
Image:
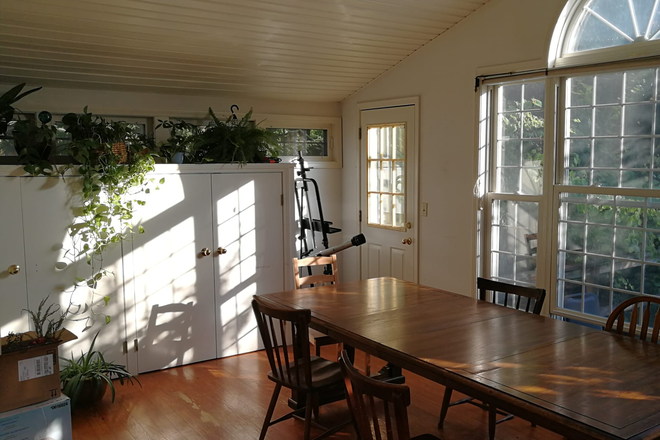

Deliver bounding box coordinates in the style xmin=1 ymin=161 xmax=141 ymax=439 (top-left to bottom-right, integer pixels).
xmin=551 ymin=0 xmax=660 ymax=67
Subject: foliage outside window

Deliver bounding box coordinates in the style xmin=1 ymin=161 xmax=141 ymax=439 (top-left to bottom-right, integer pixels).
xmin=267 ymin=128 xmax=328 ymax=157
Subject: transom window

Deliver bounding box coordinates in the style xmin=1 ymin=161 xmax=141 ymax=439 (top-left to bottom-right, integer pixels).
xmin=366 ymin=124 xmax=406 ymax=230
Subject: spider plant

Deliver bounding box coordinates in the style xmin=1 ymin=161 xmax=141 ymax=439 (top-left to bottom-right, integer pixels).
xmin=60 ymin=330 xmax=140 ymax=409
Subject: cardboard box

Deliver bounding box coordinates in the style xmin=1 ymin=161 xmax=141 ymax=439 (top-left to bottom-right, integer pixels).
xmin=0 ymin=395 xmax=72 ymax=440
xmin=0 ymin=330 xmax=77 ymax=413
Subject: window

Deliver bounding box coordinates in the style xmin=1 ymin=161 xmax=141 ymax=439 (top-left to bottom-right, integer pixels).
xmin=267 ymin=128 xmax=328 ymax=157
xmin=259 ymin=116 xmax=342 ymax=168
xmin=481 ymin=0 xmax=660 ymax=325
xmin=366 ymin=124 xmax=406 ymax=229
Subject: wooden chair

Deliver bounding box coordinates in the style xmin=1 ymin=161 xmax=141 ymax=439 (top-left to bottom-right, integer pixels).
xmin=605 ymin=296 xmax=660 ymax=342
xmin=293 ymin=256 xmax=371 ymax=374
xmin=251 ymin=296 xmax=350 ymax=440
xmin=339 ymin=350 xmax=440 ymax=440
xmin=438 ymin=277 xmax=546 ymax=440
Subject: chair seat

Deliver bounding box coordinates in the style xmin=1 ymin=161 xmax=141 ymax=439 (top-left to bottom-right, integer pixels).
xmin=267 ymin=355 xmax=343 ymax=389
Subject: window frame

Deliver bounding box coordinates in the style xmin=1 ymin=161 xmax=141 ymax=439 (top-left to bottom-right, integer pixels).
xmin=257 ymin=115 xmax=342 ymax=168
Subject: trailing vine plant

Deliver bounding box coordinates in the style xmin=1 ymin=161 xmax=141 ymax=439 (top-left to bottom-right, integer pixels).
xmin=9 ymin=100 xmax=160 ymax=331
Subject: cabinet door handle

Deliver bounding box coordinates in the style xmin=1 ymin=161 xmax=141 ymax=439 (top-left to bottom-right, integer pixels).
xmin=200 ymin=248 xmax=211 ymax=257
xmin=217 ymin=247 xmax=227 ymax=255
xmin=7 ymin=265 xmax=20 ymax=275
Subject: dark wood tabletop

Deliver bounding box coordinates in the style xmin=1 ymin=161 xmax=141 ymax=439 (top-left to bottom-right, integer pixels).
xmin=261 ymin=277 xmax=660 ymax=440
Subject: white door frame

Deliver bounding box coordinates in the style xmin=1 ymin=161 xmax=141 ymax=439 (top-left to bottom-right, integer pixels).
xmin=357 ymin=97 xmax=420 ymax=282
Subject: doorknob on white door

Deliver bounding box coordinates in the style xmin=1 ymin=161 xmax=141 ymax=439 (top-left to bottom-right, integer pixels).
xmin=402 ymin=238 xmax=412 ymax=245
xmin=7 ymin=265 xmax=20 ymax=275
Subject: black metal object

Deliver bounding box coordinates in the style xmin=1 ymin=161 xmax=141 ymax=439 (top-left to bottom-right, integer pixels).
xmin=294 ymin=152 xmax=341 ymax=259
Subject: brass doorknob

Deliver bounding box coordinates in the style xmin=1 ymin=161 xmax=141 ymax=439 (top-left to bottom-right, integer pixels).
xmin=217 ymin=247 xmax=227 ymax=255
xmin=405 ymin=222 xmax=412 ymax=229
xmin=200 ymin=248 xmax=211 ymax=257
xmin=8 ymin=264 xmax=20 ymax=275
xmin=402 ymin=238 xmax=412 ymax=245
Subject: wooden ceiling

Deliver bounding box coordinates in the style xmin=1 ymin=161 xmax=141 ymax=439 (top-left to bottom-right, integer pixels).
xmin=0 ymin=0 xmax=490 ymax=102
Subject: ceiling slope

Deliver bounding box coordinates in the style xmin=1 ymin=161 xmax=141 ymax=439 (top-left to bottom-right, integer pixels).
xmin=0 ymin=0 xmax=490 ymax=102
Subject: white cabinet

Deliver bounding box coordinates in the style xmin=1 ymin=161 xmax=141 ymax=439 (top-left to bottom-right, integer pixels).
xmin=0 ymin=164 xmax=294 ymax=375
xmin=125 ymin=165 xmax=294 ymax=373
xmin=0 ymin=174 xmax=128 ymax=365
xmin=0 ymin=177 xmax=29 ymax=336
xmin=213 ymin=172 xmax=284 ymax=358
xmin=128 ymin=174 xmax=217 ymax=373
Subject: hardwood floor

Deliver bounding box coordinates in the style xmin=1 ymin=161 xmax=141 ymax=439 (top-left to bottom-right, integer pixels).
xmin=72 ymin=347 xmax=562 ymax=440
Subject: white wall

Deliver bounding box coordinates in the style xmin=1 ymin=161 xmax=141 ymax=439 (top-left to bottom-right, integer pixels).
xmin=341 ymin=0 xmax=568 ymax=294
xmin=1 ymin=84 xmax=347 ymax=271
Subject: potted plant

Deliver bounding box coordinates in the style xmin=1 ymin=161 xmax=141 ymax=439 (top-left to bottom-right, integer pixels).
xmin=0 ymin=83 xmax=41 ymax=136
xmin=155 ymin=118 xmax=203 ymax=163
xmin=60 ymin=329 xmax=140 ymax=409
xmin=157 ymin=108 xmax=280 ymax=164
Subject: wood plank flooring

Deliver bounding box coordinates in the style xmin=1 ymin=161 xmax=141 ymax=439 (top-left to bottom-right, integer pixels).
xmin=72 ymin=348 xmax=563 ymax=440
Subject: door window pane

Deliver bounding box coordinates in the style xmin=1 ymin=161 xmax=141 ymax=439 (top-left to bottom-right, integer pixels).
xmin=366 ymin=124 xmax=406 ymax=230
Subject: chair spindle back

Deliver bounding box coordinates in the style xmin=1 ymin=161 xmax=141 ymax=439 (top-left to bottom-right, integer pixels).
xmin=339 ymin=350 xmax=412 ymax=440
xmin=477 ymin=277 xmax=546 ymax=315
xmin=605 ymin=296 xmax=660 ymax=343
xmin=293 ymin=255 xmax=338 ymax=289
xmin=251 ymin=296 xmax=313 ymax=390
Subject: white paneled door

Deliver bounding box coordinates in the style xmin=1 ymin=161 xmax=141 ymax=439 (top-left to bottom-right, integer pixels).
xmin=130 ymin=174 xmax=217 ymax=373
xmin=19 ymin=177 xmax=127 ymax=365
xmin=0 ymin=177 xmax=28 ymax=336
xmin=360 ymin=105 xmax=417 ymax=281
xmin=213 ymin=173 xmax=284 ymax=358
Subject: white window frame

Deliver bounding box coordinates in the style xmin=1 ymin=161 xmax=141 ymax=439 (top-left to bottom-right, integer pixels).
xmin=257 ymin=115 xmax=342 ymax=168
xmin=550 ymin=0 xmax=660 ymax=68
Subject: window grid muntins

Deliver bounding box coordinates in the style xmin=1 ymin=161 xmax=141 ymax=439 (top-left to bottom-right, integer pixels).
xmin=367 ymin=124 xmax=406 ymax=230
xmin=558 ymin=193 xmax=660 ymax=321
xmin=568 ymin=0 xmax=660 ymax=54
xmin=565 ymin=68 xmax=660 ymax=189
xmin=267 ymin=128 xmax=328 ymax=157
xmin=496 ymin=82 xmax=545 ymax=195
xmin=490 ymin=200 xmax=539 ymax=287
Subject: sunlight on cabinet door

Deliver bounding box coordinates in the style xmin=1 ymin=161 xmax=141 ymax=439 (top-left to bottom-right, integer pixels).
xmin=130 ymin=174 xmax=217 ymax=373
xmin=213 ymin=174 xmax=284 ymax=359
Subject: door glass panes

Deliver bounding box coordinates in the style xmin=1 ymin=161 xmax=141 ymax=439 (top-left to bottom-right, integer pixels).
xmin=565 ymin=69 xmax=660 ymax=188
xmin=490 ymin=200 xmax=539 ymax=285
xmin=557 ymin=192 xmax=660 ymax=323
xmin=367 ymin=124 xmax=406 ymax=229
xmin=496 ymin=82 xmax=545 ymax=195
xmin=567 ymin=0 xmax=660 ymax=54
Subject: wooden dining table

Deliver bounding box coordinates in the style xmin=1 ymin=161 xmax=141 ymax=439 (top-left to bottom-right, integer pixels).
xmin=261 ymin=277 xmax=660 ymax=440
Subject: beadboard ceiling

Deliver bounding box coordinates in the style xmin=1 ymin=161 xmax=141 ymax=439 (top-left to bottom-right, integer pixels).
xmin=0 ymin=0 xmax=489 ymax=102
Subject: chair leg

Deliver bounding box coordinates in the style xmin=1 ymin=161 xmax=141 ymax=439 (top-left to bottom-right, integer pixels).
xmin=303 ymin=392 xmax=315 ymax=440
xmin=365 ymin=353 xmax=371 ymax=376
xmin=438 ymin=387 xmax=453 ymax=428
xmin=312 ymin=393 xmax=320 ymax=421
xmin=488 ymin=405 xmax=496 ymax=440
xmin=316 ymin=343 xmax=321 ymax=357
xmin=259 ymin=384 xmax=282 ymax=440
